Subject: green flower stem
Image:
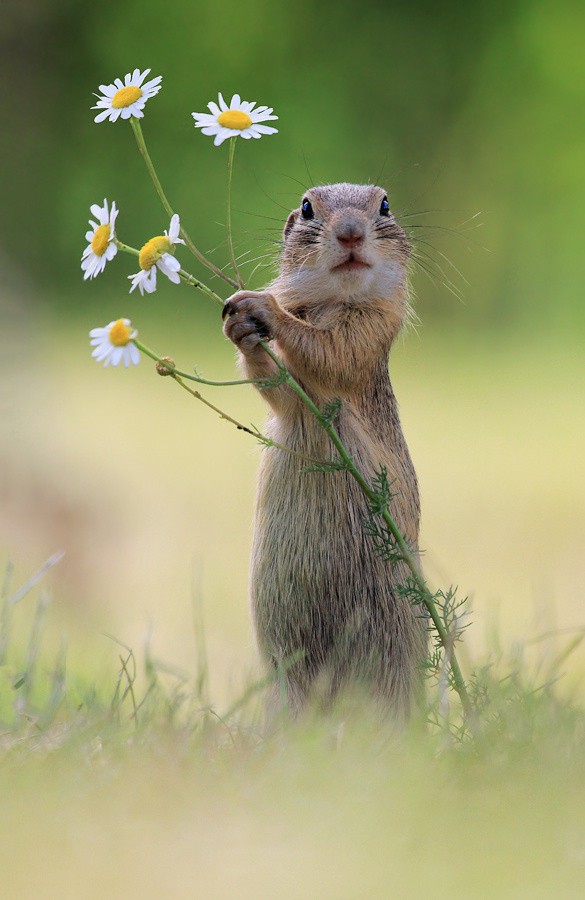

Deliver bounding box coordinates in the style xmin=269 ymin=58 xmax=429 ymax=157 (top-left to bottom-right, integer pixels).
xmin=135 ymin=340 xmax=263 ymax=434
xmin=133 ymin=339 xmax=319 ymax=463
xmin=134 ymin=339 xmax=261 ymax=387
xmin=114 ymin=239 xmax=139 ymax=257
xmin=258 ymin=339 xmax=474 ymax=721
xmin=178 ymin=269 xmax=224 ymax=306
xmin=168 ymin=376 xmax=260 ymax=436
xmin=130 ymin=119 xmax=238 ymax=289
xmin=226 ymin=138 xmax=244 ymax=289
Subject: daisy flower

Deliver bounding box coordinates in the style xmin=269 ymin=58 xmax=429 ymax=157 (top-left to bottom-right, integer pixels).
xmin=92 ymin=68 xmax=162 ymax=123
xmin=192 ymin=93 xmax=278 ymax=146
xmin=90 ymin=318 xmax=140 ymax=368
xmin=128 ymin=213 xmax=185 ymax=296
xmin=81 ymin=199 xmax=119 ymax=280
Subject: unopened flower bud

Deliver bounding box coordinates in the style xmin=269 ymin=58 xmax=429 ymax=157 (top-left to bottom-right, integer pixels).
xmin=156 ymin=356 xmax=176 ymax=376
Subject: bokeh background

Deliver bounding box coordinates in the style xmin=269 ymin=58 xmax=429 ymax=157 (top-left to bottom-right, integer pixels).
xmin=1 ymin=0 xmax=584 ymax=697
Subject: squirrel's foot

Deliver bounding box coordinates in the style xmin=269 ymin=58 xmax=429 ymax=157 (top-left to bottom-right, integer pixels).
xmin=223 ymin=290 xmax=280 ymax=353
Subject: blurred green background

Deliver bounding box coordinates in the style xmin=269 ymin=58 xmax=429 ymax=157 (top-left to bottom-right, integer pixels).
xmin=0 ymin=0 xmax=584 ymax=691
xmin=3 ymin=0 xmax=585 ymax=330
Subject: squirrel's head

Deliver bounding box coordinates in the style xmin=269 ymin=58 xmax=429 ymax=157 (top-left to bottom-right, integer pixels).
xmin=280 ymin=183 xmax=410 ymax=303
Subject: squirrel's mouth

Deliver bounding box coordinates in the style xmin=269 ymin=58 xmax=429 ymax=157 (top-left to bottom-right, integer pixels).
xmin=332 ymin=253 xmax=371 ymax=273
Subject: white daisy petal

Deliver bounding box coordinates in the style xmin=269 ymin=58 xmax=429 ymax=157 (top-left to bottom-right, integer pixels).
xmin=92 ymin=346 xmax=109 ymax=361
xmin=218 ymin=92 xmax=228 ymax=111
xmin=193 ymin=114 xmax=217 ymax=126
xmin=166 ymin=214 xmax=184 ymax=244
xmin=142 ymin=76 xmax=162 ymax=94
xmin=110 ymin=346 xmax=124 ymax=366
xmin=85 ymin=259 xmax=101 ymax=279
xmin=157 ymin=254 xmax=181 ymax=283
xmin=144 ymin=269 xmax=158 ymax=292
xmin=129 ymin=269 xmax=150 ymax=295
xmin=251 ymin=124 xmax=278 ymax=135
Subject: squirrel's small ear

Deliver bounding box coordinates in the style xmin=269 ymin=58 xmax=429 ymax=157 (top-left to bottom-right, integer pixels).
xmin=283 ymin=211 xmax=297 ymax=241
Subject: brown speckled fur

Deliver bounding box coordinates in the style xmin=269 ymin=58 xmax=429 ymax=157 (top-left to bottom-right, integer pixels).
xmin=224 ymin=183 xmax=428 ymax=719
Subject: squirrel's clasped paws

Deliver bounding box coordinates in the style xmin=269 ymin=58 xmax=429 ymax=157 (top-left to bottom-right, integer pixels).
xmin=223 ymin=290 xmax=280 ymax=353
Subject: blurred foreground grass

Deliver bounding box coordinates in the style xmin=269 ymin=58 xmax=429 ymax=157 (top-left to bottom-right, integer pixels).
xmin=1 ymin=561 xmax=585 ymax=899
xmin=1 ymin=307 xmax=584 ymax=898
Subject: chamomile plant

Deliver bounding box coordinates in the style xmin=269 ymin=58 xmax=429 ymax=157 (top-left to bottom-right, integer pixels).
xmin=83 ymin=71 xmax=474 ymax=728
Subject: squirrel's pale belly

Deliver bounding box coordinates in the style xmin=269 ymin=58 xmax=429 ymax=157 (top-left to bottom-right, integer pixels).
xmin=250 ymin=407 xmax=427 ymax=703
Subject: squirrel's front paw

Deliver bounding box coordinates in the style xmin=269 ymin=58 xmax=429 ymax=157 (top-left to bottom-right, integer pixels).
xmin=222 ymin=290 xmax=280 ymax=353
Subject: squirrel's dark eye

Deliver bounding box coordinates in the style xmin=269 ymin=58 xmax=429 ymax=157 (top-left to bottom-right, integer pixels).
xmin=301 ymin=198 xmax=314 ymax=220
xmin=380 ymin=196 xmax=390 ymax=217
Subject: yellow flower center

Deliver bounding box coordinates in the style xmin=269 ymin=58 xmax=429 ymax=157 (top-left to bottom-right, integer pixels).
xmin=109 ymin=319 xmax=133 ymax=347
xmin=217 ymin=109 xmax=253 ymax=130
xmin=112 ymin=85 xmax=143 ymax=109
xmin=91 ymin=224 xmax=111 ymax=256
xmin=139 ymin=235 xmax=173 ymax=270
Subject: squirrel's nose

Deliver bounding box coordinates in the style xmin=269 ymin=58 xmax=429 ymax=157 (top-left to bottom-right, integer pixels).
xmin=335 ymin=219 xmax=366 ymax=248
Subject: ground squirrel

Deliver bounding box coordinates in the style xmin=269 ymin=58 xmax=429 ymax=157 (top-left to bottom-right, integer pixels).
xmin=223 ymin=183 xmax=427 ymax=718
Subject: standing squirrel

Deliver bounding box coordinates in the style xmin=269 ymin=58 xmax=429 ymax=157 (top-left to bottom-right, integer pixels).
xmin=223 ymin=183 xmax=427 ymax=718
